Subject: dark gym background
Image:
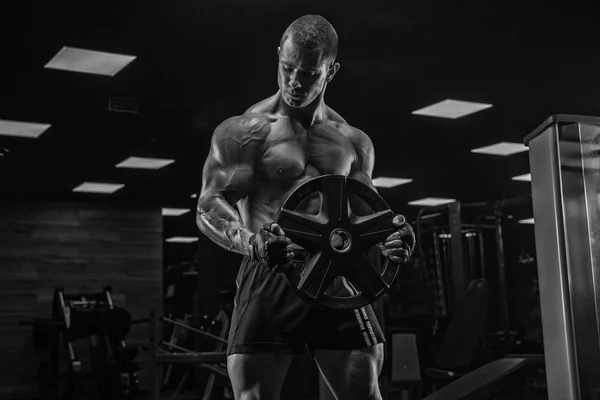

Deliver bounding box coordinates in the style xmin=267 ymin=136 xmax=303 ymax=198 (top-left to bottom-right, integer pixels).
xmin=0 ymin=0 xmax=597 ymax=399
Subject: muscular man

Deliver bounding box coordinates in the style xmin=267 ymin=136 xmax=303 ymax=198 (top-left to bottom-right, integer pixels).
xmin=197 ymin=15 xmax=415 ymax=400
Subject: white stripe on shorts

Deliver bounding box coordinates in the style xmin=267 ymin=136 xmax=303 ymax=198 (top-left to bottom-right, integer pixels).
xmin=341 ymin=277 xmax=374 ymax=347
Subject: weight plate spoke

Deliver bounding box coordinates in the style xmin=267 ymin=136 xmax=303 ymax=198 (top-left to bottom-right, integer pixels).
xmin=278 ymin=209 xmax=325 ymax=248
xmin=353 ymin=210 xmax=397 ymax=248
xmin=321 ymin=176 xmax=348 ymax=223
xmin=347 ymin=254 xmax=389 ymax=299
xmin=297 ymin=250 xmax=335 ymax=300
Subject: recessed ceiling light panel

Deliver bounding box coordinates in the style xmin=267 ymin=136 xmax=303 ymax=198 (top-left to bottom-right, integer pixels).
xmin=162 ymin=208 xmax=191 ymax=217
xmin=471 ymin=142 xmax=528 ymax=156
xmin=519 ymin=218 xmax=535 ymax=224
xmin=0 ymin=119 xmax=51 ymax=138
xmin=165 ymin=236 xmax=199 ymax=243
xmin=408 ymin=197 xmax=456 ymax=207
xmin=372 ymin=177 xmax=413 ymax=188
xmin=44 ymin=46 xmax=136 ymax=76
xmin=412 ymin=99 xmax=492 ymax=119
xmin=512 ymin=173 xmax=532 ymax=182
xmin=116 ymin=156 xmax=175 ymax=170
xmin=72 ymin=182 xmax=124 ymax=194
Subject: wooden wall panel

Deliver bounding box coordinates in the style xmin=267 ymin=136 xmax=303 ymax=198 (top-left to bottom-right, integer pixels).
xmin=0 ymin=199 xmax=163 ymax=399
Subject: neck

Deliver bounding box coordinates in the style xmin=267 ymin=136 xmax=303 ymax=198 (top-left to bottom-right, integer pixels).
xmin=275 ymin=88 xmax=328 ymax=126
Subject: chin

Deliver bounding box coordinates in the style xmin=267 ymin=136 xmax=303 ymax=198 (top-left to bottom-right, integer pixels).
xmin=285 ymin=97 xmax=307 ymax=108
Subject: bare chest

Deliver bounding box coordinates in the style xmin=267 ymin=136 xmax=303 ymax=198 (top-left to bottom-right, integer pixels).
xmin=257 ymin=119 xmax=356 ymax=180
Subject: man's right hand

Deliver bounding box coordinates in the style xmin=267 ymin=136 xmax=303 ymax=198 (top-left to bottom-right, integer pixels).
xmin=248 ymin=222 xmax=294 ymax=271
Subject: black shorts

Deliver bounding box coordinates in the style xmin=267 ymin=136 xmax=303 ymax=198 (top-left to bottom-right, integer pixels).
xmin=227 ymin=257 xmax=385 ymax=355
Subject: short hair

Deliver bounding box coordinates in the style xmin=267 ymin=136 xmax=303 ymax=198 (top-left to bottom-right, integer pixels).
xmin=280 ymin=15 xmax=338 ymax=65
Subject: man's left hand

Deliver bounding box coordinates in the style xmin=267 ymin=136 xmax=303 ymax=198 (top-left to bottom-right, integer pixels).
xmin=380 ymin=214 xmax=416 ymax=264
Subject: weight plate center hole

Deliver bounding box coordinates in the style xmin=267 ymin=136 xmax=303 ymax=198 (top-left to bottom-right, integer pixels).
xmin=330 ymin=229 xmax=352 ymax=253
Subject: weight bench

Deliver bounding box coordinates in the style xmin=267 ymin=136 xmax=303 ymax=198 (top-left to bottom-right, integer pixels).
xmin=387 ymin=328 xmax=540 ymax=400
xmin=423 ymin=356 xmax=536 ymax=400
xmin=148 ymin=311 xmax=229 ymax=400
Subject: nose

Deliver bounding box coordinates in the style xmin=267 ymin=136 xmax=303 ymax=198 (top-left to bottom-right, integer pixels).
xmin=289 ymin=71 xmax=301 ymax=90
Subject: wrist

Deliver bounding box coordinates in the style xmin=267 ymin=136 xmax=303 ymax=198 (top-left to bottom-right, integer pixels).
xmin=242 ymin=229 xmax=255 ymax=256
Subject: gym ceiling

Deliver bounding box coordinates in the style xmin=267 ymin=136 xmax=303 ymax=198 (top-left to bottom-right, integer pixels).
xmin=0 ymin=1 xmax=597 ymax=242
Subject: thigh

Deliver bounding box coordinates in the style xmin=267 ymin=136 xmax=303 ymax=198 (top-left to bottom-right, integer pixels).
xmin=307 ymin=279 xmax=385 ymax=351
xmin=227 ymin=353 xmax=294 ymax=400
xmin=228 ymin=257 xmax=311 ymax=355
xmin=312 ymin=343 xmax=384 ymax=400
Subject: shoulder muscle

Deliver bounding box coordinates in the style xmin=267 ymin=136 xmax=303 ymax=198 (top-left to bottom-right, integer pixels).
xmin=210 ymin=114 xmax=271 ymax=165
xmin=200 ymin=114 xmax=271 ymax=204
xmin=346 ymin=127 xmax=375 ymax=176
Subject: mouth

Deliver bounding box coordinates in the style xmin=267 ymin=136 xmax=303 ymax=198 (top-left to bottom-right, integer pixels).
xmin=287 ymin=91 xmax=304 ymax=99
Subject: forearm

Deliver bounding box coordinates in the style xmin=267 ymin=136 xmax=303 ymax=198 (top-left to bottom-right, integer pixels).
xmin=196 ymin=195 xmax=254 ymax=255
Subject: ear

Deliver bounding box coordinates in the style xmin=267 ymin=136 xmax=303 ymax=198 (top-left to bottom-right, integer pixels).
xmin=277 ymin=46 xmax=281 ymax=57
xmin=326 ymin=62 xmax=340 ymax=83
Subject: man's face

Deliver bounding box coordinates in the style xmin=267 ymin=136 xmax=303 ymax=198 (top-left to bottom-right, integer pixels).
xmin=277 ymin=38 xmax=336 ymax=108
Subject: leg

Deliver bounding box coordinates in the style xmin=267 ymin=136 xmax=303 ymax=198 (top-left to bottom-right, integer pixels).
xmin=226 ymin=257 xmax=311 ymax=399
xmin=313 ymin=343 xmax=385 ymax=400
xmin=227 ymin=353 xmax=294 ymax=400
xmin=306 ymin=280 xmax=387 ymax=400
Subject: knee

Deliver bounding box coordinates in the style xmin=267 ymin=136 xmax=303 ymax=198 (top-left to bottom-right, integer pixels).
xmin=236 ymin=389 xmax=277 ymax=400
xmin=237 ymin=392 xmax=259 ymax=400
xmin=343 ymin=380 xmax=380 ymax=400
xmin=342 ymin=356 xmax=382 ymax=399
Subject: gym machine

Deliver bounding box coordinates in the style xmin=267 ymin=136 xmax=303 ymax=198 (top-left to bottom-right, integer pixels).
xmin=20 ymin=287 xmax=144 ymax=400
xmin=164 ymin=261 xmax=199 ymax=318
xmin=415 ymin=196 xmax=535 ymax=351
xmin=148 ymin=307 xmax=231 ymax=400
xmin=388 ymin=114 xmax=600 ymax=400
xmin=381 ymin=195 xmax=541 ymax=399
